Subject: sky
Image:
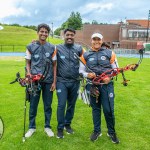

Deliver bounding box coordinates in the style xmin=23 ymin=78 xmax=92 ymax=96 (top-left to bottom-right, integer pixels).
xmin=0 ymin=0 xmax=149 ymax=30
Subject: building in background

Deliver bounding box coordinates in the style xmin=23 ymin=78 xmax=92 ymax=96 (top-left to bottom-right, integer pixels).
xmin=119 ymin=20 xmax=150 ymax=49
xmin=71 ymin=19 xmax=150 ymax=50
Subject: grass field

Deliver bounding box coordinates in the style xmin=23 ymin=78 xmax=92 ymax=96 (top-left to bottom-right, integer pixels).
xmin=0 ymin=57 xmax=150 ymax=150
xmin=0 ymin=25 xmax=63 ymax=52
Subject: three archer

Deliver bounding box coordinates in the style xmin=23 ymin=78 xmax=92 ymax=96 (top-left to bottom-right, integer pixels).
xmin=24 ymin=24 xmax=120 ymax=143
xmin=19 ymin=24 xmax=143 ymax=143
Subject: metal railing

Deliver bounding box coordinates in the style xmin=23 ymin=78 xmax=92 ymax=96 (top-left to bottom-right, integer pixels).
xmin=0 ymin=45 xmax=26 ymax=52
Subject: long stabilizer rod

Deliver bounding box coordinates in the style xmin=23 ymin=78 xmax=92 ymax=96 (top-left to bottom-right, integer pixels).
xmin=74 ymin=53 xmax=94 ymax=73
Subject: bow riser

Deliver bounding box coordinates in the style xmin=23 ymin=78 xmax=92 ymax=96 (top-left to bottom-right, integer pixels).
xmin=92 ymin=63 xmax=140 ymax=86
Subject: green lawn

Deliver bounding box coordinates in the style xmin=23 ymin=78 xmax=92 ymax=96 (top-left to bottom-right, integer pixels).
xmin=0 ymin=57 xmax=150 ymax=150
xmin=0 ymin=25 xmax=63 ymax=52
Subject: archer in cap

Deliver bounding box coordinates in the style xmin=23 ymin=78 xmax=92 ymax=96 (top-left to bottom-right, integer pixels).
xmin=79 ymin=32 xmax=120 ymax=144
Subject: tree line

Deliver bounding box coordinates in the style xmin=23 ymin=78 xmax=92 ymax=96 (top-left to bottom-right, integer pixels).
xmin=0 ymin=11 xmax=108 ymax=36
xmin=54 ymin=12 xmax=108 ymax=35
xmin=0 ymin=23 xmax=37 ymax=31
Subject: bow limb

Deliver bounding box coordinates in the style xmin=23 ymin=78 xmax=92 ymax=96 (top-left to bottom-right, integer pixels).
xmin=10 ymin=60 xmax=50 ymax=87
xmin=92 ymin=62 xmax=142 ymax=86
xmin=123 ymin=48 xmax=144 ymax=71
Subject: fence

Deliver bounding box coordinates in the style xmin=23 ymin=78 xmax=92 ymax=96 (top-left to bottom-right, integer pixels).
xmin=114 ymin=49 xmax=139 ymax=54
xmin=0 ymin=45 xmax=26 ymax=52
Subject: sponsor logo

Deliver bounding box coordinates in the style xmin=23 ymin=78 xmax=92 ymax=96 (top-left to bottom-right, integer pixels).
xmin=57 ymin=89 xmax=61 ymax=93
xmin=34 ymin=54 xmax=39 ymax=58
xmin=89 ymin=58 xmax=94 ymax=61
xmin=60 ymin=55 xmax=65 ymax=59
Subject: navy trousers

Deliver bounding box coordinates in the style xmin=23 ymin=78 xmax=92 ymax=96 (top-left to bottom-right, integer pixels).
xmin=86 ymin=82 xmax=115 ymax=134
xmin=56 ymin=81 xmax=80 ymax=130
xmin=29 ymin=82 xmax=53 ymax=129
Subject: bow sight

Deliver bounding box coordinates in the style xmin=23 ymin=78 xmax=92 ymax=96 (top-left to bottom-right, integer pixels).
xmin=10 ymin=72 xmax=44 ymax=95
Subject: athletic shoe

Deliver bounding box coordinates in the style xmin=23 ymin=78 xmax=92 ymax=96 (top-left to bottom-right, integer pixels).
xmin=25 ymin=129 xmax=36 ymax=138
xmin=90 ymin=131 xmax=102 ymax=141
xmin=64 ymin=125 xmax=74 ymax=134
xmin=44 ymin=128 xmax=54 ymax=137
xmin=107 ymin=133 xmax=120 ymax=144
xmin=57 ymin=129 xmax=64 ymax=138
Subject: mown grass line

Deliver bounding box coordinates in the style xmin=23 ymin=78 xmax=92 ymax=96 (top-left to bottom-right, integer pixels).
xmin=0 ymin=57 xmax=149 ymax=150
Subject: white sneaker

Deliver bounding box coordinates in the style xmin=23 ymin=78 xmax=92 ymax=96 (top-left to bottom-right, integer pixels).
xmin=44 ymin=128 xmax=54 ymax=137
xmin=25 ymin=129 xmax=36 ymax=138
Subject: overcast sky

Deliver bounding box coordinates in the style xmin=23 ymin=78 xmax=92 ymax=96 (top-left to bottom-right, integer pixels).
xmin=0 ymin=0 xmax=149 ymax=30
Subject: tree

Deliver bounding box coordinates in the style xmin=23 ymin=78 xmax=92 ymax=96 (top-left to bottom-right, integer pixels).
xmin=92 ymin=20 xmax=99 ymax=24
xmin=23 ymin=25 xmax=37 ymax=31
xmin=67 ymin=12 xmax=82 ymax=30
xmin=54 ymin=11 xmax=82 ymax=35
xmin=84 ymin=22 xmax=91 ymax=24
xmin=10 ymin=23 xmax=21 ymax=27
xmin=54 ymin=27 xmax=62 ymax=36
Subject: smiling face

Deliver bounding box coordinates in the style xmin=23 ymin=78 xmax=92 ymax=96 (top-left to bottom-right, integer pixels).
xmin=37 ymin=27 xmax=49 ymax=43
xmin=91 ymin=37 xmax=103 ymax=51
xmin=64 ymin=30 xmax=75 ymax=45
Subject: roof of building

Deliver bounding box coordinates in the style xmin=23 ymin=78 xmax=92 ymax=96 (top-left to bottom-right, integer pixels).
xmin=126 ymin=20 xmax=150 ymax=28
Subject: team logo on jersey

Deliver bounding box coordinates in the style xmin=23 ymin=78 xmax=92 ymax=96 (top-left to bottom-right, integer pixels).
xmin=109 ymin=93 xmax=113 ymax=98
xmin=60 ymin=55 xmax=65 ymax=59
xmin=89 ymin=58 xmax=94 ymax=61
xmin=45 ymin=52 xmax=50 ymax=57
xmin=101 ymin=56 xmax=106 ymax=60
xmin=34 ymin=54 xmax=39 ymax=58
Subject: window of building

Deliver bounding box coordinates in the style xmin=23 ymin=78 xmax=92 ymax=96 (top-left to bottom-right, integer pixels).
xmin=133 ymin=31 xmax=138 ymax=37
xmin=128 ymin=31 xmax=133 ymax=37
xmin=138 ymin=32 xmax=146 ymax=38
xmin=128 ymin=29 xmax=150 ymax=38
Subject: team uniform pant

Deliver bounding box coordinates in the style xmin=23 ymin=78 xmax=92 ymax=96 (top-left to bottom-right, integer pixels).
xmin=56 ymin=81 xmax=80 ymax=130
xmin=29 ymin=83 xmax=53 ymax=129
xmin=86 ymin=82 xmax=115 ymax=134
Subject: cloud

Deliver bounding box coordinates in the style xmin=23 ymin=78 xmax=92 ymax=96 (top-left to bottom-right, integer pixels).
xmin=0 ymin=0 xmax=149 ymax=29
xmin=79 ymin=2 xmax=113 ymax=15
xmin=0 ymin=0 xmax=26 ymax=18
xmin=79 ymin=0 xmax=149 ymax=24
xmin=77 ymin=1 xmax=114 ymax=23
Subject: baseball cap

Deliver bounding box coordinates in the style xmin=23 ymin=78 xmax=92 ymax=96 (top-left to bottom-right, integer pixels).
xmin=91 ymin=33 xmax=103 ymax=39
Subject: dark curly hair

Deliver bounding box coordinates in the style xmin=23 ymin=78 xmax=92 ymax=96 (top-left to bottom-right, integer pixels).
xmin=37 ymin=23 xmax=50 ymax=33
xmin=64 ymin=28 xmax=76 ymax=34
xmin=101 ymin=42 xmax=111 ymax=49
